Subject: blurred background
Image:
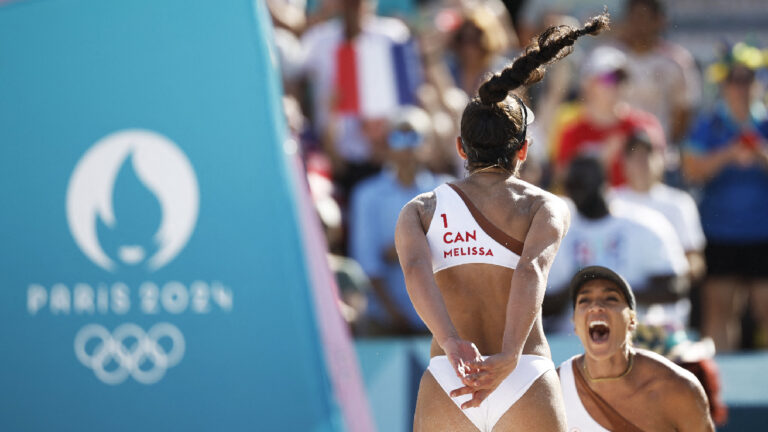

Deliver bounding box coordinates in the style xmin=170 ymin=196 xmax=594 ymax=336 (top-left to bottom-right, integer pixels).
xmin=275 ymin=0 xmax=768 ymax=429
xmin=1 ymin=0 xmax=768 ymax=430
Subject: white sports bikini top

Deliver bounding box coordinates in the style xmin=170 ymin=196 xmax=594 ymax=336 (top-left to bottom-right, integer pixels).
xmin=559 ymin=356 xmax=611 ymax=432
xmin=426 ymin=183 xmax=524 ymax=273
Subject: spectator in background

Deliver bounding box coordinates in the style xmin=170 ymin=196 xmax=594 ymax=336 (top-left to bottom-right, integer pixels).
xmin=544 ymin=157 xmax=689 ymax=333
xmin=445 ymin=6 xmax=512 ymax=97
xmin=301 ymin=0 xmax=422 ymax=195
xmin=310 ymin=169 xmax=372 ymax=335
xmin=610 ymin=130 xmax=706 ymax=281
xmin=267 ymin=0 xmax=306 ymax=33
xmin=612 ymin=0 xmax=701 ymax=147
xmin=553 ymin=45 xmax=665 ymax=188
xmin=267 ymin=0 xmax=307 ymax=97
xmin=683 ymin=43 xmax=768 ymax=351
xmin=349 ymin=106 xmax=450 ymax=335
xmin=525 ymin=13 xmax=582 ymax=149
xmin=522 ymin=12 xmax=583 ymax=189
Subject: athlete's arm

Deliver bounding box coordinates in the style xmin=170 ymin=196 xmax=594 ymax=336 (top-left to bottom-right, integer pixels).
xmin=452 ymin=196 xmax=571 ymax=408
xmin=395 ymin=195 xmax=481 ymax=371
xmin=666 ymin=373 xmax=715 ymax=432
xmin=501 ymin=196 xmax=570 ymax=356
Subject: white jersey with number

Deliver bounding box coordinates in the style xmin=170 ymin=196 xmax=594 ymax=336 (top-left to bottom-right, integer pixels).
xmin=426 ymin=183 xmax=524 ymax=273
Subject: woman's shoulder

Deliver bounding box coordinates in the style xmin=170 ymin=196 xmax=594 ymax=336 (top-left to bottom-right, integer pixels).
xmin=403 ymin=190 xmax=437 ymax=214
xmin=502 ymin=181 xmax=572 ymax=236
xmin=513 ymin=180 xmax=570 ymax=219
xmin=506 ymin=177 xmax=551 ymax=199
xmin=634 ymin=349 xmax=711 ymax=425
xmin=635 ymin=349 xmax=701 ymax=392
xmin=401 ymin=190 xmax=438 ymax=232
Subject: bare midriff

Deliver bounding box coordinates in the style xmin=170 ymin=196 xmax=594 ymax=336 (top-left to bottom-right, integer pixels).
xmin=429 ymin=264 xmax=550 ymax=359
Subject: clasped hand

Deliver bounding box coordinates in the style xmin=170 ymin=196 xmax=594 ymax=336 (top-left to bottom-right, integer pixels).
xmin=441 ymin=337 xmax=519 ymax=410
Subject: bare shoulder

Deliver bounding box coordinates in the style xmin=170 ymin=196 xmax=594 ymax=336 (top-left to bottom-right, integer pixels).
xmin=507 ymin=178 xmax=568 ymax=214
xmin=400 ymin=191 xmax=437 ymax=233
xmin=636 ymin=350 xmax=696 ymax=387
xmin=505 ymin=182 xmax=572 ymax=253
xmin=636 ymin=350 xmax=711 ymax=419
xmin=525 ymin=184 xmax=572 ymax=231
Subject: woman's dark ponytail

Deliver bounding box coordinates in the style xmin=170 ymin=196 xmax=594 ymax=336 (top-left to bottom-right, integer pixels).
xmin=460 ymin=10 xmax=609 ymax=172
xmin=478 ymin=11 xmax=610 ymax=105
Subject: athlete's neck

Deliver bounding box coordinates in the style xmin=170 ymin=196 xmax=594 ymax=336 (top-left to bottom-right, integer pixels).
xmin=469 ymin=164 xmax=511 ymax=176
xmin=583 ymin=344 xmax=634 ymax=383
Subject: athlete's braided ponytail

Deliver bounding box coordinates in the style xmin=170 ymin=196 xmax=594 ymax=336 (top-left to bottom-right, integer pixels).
xmin=478 ymin=12 xmax=610 ymax=104
xmin=460 ymin=10 xmax=610 ymax=172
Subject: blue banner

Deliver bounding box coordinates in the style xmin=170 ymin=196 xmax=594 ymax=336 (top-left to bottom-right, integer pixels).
xmin=0 ymin=1 xmax=369 ymax=430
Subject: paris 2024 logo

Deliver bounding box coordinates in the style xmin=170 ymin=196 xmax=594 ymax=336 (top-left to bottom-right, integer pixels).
xmin=66 ymin=129 xmax=199 ymax=271
xmin=27 ymin=129 xmax=233 ymax=385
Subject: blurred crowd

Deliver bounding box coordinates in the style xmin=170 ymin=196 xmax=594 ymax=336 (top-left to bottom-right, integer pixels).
xmin=266 ymin=0 xmax=768 ymax=356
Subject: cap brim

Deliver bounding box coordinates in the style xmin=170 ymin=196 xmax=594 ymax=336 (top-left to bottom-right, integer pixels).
xmin=523 ymin=103 xmax=535 ymax=125
xmin=569 ymin=265 xmax=634 ymax=309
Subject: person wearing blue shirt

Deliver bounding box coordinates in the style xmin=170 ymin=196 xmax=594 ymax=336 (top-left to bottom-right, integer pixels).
xmin=349 ymin=106 xmax=451 ymax=335
xmin=683 ymin=50 xmax=768 ymax=351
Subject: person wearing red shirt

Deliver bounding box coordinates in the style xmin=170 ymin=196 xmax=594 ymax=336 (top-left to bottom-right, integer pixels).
xmin=554 ymin=45 xmax=665 ymax=186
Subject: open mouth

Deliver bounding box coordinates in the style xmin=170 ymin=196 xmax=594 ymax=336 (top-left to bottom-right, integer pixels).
xmin=588 ymin=320 xmax=610 ymax=344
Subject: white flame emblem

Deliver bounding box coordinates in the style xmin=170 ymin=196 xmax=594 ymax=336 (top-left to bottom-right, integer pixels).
xmin=66 ymin=129 xmax=199 ymax=271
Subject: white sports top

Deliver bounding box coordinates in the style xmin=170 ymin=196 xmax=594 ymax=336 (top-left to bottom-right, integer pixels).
xmin=558 ymin=356 xmax=611 ymax=432
xmin=426 ymin=184 xmax=524 ymax=273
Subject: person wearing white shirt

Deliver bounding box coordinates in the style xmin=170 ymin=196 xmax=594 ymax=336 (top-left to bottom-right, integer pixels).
xmin=611 ymin=0 xmax=701 ymax=146
xmin=300 ymin=0 xmax=420 ymax=194
xmin=543 ymin=156 xmax=690 ymax=332
xmin=609 ymin=130 xmax=706 ymax=280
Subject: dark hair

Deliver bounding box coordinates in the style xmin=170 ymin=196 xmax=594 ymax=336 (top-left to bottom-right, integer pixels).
xmin=623 ymin=129 xmax=654 ymax=155
xmin=460 ymin=11 xmax=609 ymax=172
xmin=564 ymin=156 xmax=605 ymax=198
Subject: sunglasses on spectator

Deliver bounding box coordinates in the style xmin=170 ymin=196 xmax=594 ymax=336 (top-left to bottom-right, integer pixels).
xmin=596 ymin=70 xmax=625 ymax=86
xmin=388 ymin=130 xmax=423 ymax=150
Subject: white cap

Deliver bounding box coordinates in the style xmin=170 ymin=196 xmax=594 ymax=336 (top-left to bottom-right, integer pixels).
xmin=522 ymin=102 xmax=536 ymax=125
xmin=390 ymin=105 xmax=431 ymax=135
xmin=506 ymin=95 xmax=535 ymax=125
xmin=581 ymin=45 xmax=628 ymax=80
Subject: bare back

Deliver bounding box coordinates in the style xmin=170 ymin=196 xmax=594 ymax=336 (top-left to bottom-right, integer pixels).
xmin=412 ymin=174 xmax=565 ymax=358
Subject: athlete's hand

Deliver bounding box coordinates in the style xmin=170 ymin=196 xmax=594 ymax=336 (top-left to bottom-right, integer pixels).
xmin=449 ymin=351 xmax=519 ymax=409
xmin=441 ymin=337 xmax=483 ymax=380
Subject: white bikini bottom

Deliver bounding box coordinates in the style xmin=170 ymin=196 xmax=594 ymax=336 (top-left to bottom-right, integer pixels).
xmin=427 ymin=354 xmax=554 ymax=432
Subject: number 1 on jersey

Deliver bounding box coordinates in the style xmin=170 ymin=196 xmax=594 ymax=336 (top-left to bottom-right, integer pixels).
xmin=441 ymin=213 xmax=448 ymax=228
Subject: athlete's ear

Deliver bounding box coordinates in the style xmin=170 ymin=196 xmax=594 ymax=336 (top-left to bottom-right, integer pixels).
xmin=456 ymin=137 xmax=468 ymax=160
xmin=628 ymin=310 xmax=637 ymax=332
xmin=517 ymin=140 xmax=529 ymax=161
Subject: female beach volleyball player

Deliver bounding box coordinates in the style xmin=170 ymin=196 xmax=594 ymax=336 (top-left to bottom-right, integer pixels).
xmin=559 ymin=266 xmax=714 ymax=431
xmin=394 ymin=12 xmax=609 ymax=432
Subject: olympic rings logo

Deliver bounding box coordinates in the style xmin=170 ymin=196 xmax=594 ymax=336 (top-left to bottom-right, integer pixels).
xmin=74 ymin=322 xmax=185 ymax=385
